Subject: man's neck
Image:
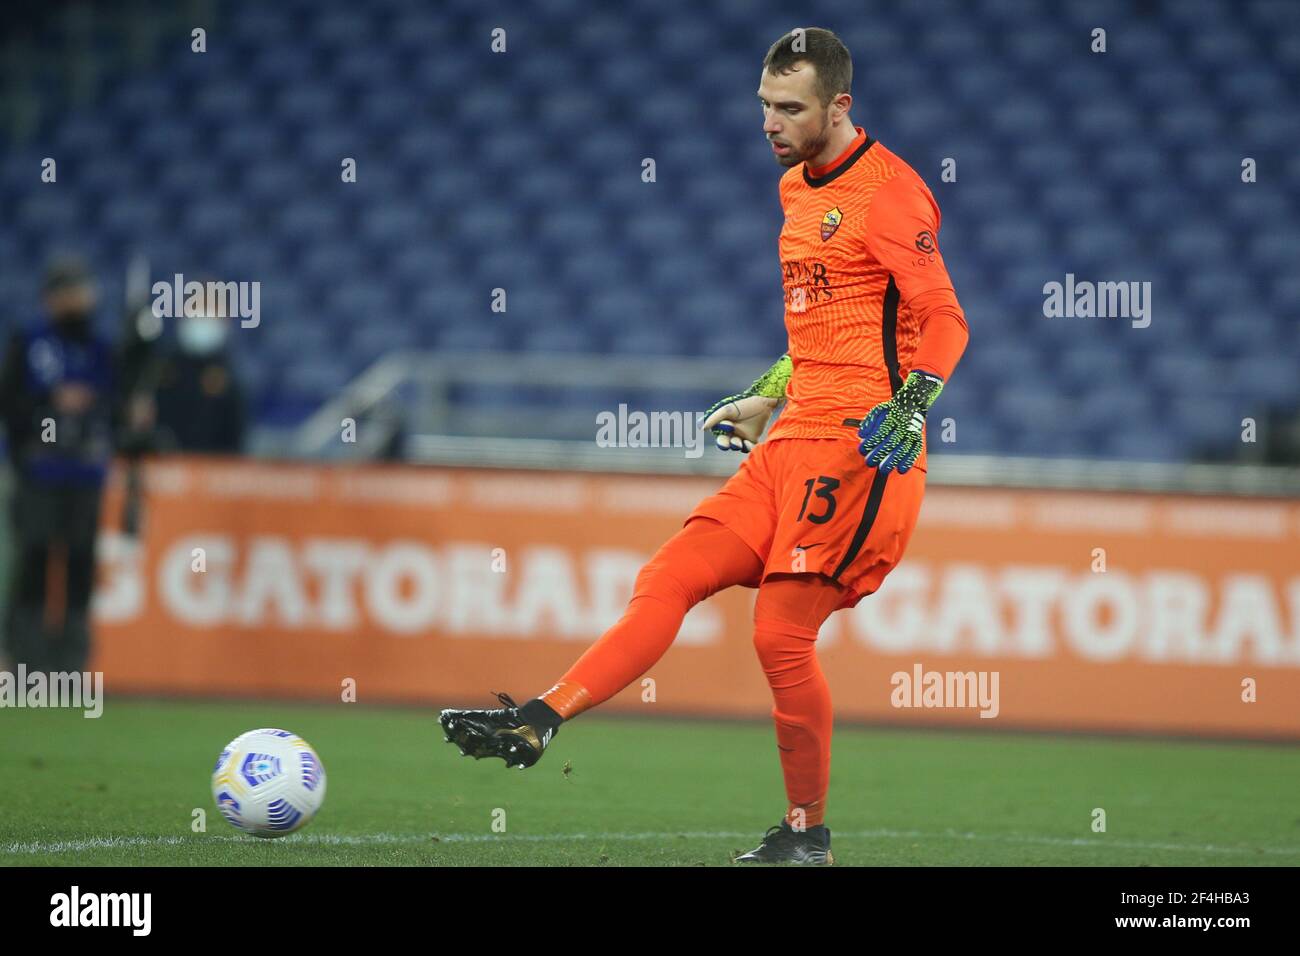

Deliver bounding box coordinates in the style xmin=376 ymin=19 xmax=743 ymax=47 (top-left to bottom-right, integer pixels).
xmin=807 ymin=121 xmax=861 ymax=171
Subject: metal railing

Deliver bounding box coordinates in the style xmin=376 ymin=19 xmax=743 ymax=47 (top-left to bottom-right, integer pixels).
xmin=289 ymin=350 xmax=1300 ymax=497
xmin=290 ymin=350 xmax=768 ymax=457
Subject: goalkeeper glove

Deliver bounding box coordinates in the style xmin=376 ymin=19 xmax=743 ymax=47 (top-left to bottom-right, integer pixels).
xmin=701 ymin=353 xmax=792 ymax=452
xmin=857 ymin=370 xmax=945 ymax=474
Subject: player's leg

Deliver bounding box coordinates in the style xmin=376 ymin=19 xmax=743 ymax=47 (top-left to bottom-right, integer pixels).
xmin=47 ymin=484 xmax=100 ymax=673
xmin=736 ymin=436 xmax=927 ymax=863
xmin=440 ymin=515 xmax=764 ymax=768
xmin=734 ymin=571 xmax=848 ymax=865
xmin=537 ymin=515 xmax=764 ymax=715
xmin=5 ymin=482 xmax=56 ymax=671
xmin=4 ymin=540 xmax=50 ymax=670
xmin=57 ymin=539 xmax=98 ymax=673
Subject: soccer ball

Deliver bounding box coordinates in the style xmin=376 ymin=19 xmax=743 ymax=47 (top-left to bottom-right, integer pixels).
xmin=211 ymin=728 xmax=326 ymax=838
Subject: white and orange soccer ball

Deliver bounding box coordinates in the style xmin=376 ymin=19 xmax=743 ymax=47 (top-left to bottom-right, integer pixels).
xmin=211 ymin=729 xmax=326 ymax=837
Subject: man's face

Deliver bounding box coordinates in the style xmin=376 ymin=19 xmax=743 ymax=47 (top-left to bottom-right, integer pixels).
xmin=757 ymin=62 xmax=832 ymax=168
xmin=44 ymin=284 xmax=97 ymax=325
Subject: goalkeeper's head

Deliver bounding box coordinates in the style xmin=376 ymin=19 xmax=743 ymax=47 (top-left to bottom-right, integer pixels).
xmin=758 ymin=27 xmax=854 ymax=170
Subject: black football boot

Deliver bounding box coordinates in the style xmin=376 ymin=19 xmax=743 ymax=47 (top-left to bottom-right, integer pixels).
xmin=439 ymin=692 xmax=558 ymax=770
xmin=733 ymin=820 xmax=834 ymax=865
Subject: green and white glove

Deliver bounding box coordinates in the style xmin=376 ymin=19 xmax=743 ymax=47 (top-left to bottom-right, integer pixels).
xmin=701 ymin=353 xmax=792 ymax=452
xmin=857 ymin=370 xmax=945 ymax=474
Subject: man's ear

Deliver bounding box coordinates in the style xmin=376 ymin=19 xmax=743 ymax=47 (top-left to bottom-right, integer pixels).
xmin=831 ymin=92 xmax=852 ymax=123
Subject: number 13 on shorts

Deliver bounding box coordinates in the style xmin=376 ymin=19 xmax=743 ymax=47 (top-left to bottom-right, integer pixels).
xmin=776 ymin=438 xmax=925 ymax=604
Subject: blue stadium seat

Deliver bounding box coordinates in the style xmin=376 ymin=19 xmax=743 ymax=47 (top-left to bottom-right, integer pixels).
xmin=606 ymin=325 xmax=686 ymax=357
xmin=274 ymin=84 xmax=339 ymax=125
xmin=192 ymin=85 xmax=257 ymax=124
xmin=98 ymin=195 xmax=167 ymax=238
xmin=1228 ymin=356 xmax=1300 ymax=406
xmin=433 ymin=323 xmax=509 ymax=353
xmin=1099 ymin=426 xmax=1189 ymax=463
xmin=523 ymin=324 xmax=599 ymax=354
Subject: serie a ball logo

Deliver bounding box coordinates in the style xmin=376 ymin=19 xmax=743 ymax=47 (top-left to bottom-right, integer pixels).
xmin=211 ymin=729 xmax=327 ymax=837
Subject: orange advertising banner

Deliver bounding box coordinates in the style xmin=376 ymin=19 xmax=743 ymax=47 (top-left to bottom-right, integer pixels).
xmin=92 ymin=457 xmax=1300 ymax=739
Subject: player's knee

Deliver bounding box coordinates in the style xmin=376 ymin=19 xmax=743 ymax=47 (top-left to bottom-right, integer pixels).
xmin=751 ymin=623 xmax=783 ymax=668
xmin=755 ymin=572 xmax=847 ymax=632
xmin=632 ymin=548 xmax=713 ymax=609
xmin=752 ymin=618 xmax=817 ymax=672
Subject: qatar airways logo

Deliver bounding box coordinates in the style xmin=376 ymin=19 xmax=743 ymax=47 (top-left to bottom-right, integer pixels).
xmin=782 ymin=258 xmax=833 ymax=311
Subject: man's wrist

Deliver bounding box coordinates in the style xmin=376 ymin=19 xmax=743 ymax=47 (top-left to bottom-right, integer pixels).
xmin=902 ymin=369 xmax=945 ymax=408
xmin=746 ymin=353 xmax=792 ymax=400
xmin=908 ymin=369 xmax=944 ymax=385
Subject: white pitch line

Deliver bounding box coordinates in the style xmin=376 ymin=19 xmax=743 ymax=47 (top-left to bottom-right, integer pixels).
xmin=4 ymin=828 xmax=1298 ymax=858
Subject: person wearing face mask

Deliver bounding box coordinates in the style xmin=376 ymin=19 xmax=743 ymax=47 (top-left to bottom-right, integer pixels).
xmin=0 ymin=256 xmax=117 ymax=673
xmin=151 ymin=301 xmax=247 ymax=454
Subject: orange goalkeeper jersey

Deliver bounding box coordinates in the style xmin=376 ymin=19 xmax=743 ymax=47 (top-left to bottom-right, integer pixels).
xmin=765 ymin=126 xmax=966 ymax=471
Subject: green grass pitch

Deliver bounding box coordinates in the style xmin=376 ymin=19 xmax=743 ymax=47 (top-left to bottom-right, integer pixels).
xmin=2 ymin=699 xmax=1297 ymax=866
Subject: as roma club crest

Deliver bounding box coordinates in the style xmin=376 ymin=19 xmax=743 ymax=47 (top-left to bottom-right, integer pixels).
xmin=820 ymin=206 xmax=843 ymax=241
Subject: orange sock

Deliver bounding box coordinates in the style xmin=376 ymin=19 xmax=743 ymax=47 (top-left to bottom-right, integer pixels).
xmin=535 ymin=680 xmax=593 ymax=720
xmin=539 ymin=517 xmax=763 ymax=720
xmin=753 ymin=573 xmax=848 ymax=829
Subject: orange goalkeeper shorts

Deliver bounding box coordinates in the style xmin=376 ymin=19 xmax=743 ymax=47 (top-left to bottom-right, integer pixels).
xmin=684 ymin=429 xmax=926 ymax=612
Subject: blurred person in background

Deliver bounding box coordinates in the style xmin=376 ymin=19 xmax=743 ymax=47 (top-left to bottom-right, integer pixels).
xmin=0 ymin=257 xmax=121 ymax=673
xmin=151 ymin=294 xmax=246 ymax=455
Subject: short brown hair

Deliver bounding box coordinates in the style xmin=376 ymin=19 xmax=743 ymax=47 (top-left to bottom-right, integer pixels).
xmin=763 ymin=28 xmax=852 ymax=108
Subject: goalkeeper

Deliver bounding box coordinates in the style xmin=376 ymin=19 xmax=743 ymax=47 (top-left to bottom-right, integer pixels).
xmin=441 ymin=26 xmax=969 ymax=865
